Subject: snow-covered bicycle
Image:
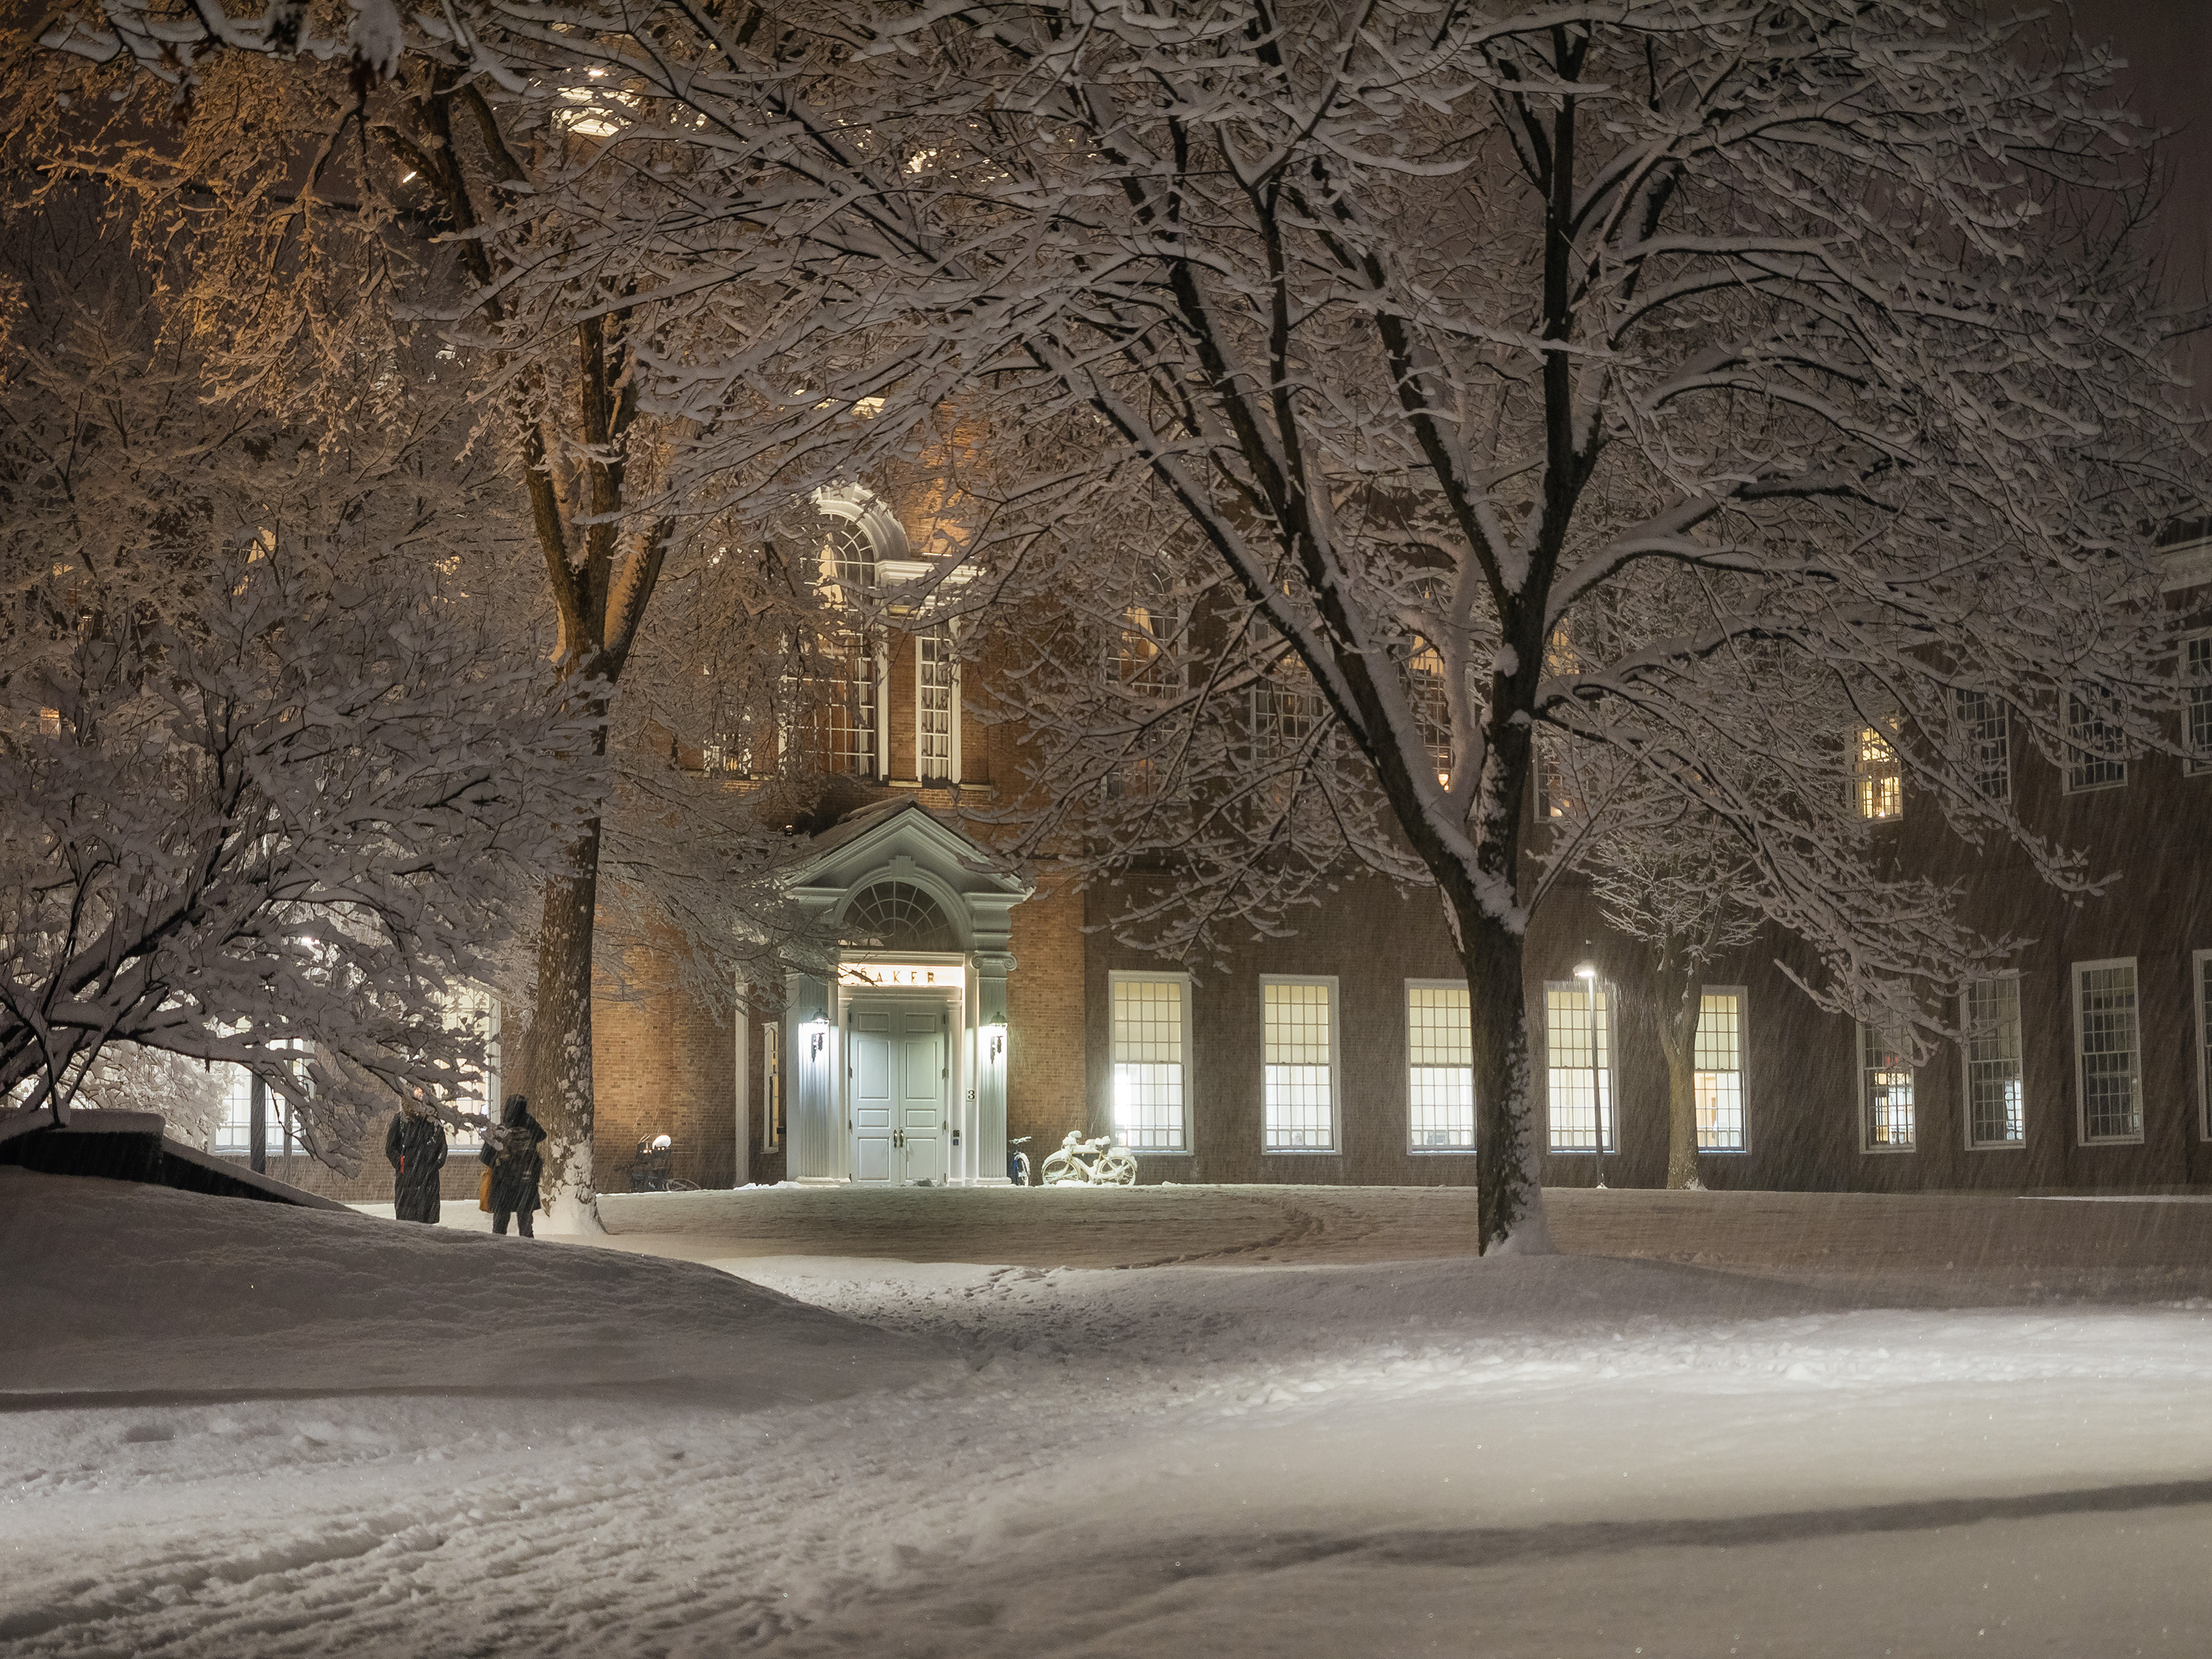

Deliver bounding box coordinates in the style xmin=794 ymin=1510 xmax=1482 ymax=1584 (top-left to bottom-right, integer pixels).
xmin=1039 ymin=1130 xmax=1138 ymax=1186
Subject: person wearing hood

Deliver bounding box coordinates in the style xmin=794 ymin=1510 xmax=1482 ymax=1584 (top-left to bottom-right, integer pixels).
xmin=481 ymin=1092 xmax=549 ymax=1237
xmin=384 ymin=1090 xmax=448 ymax=1224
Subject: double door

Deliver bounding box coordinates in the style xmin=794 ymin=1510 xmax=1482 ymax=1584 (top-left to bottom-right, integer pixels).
xmin=847 ymin=1003 xmax=949 ymax=1185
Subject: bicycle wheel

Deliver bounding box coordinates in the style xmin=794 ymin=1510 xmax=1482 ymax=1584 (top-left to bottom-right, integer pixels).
xmin=1097 ymin=1149 xmax=1138 ymax=1186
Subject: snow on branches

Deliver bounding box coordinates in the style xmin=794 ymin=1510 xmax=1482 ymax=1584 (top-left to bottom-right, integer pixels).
xmin=0 ymin=546 xmax=592 ymax=1168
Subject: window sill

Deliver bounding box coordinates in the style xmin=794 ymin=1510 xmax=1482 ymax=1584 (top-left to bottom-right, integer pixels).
xmin=1129 ymin=1147 xmax=1192 ymax=1157
xmin=1860 ymin=1145 xmax=1917 ymax=1156
xmin=1966 ymin=1140 xmax=2027 ymax=1152
xmin=1408 ymin=1147 xmax=1478 ymax=1156
xmin=2079 ymin=1134 xmax=2146 ymax=1147
xmin=1263 ymin=1148 xmax=1343 ymax=1156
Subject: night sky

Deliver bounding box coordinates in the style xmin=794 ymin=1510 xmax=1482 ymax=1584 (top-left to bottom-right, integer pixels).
xmin=2069 ymin=0 xmax=2212 ymax=389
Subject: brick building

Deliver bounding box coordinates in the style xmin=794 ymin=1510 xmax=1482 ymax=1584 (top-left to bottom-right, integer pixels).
xmin=235 ymin=503 xmax=2212 ymax=1202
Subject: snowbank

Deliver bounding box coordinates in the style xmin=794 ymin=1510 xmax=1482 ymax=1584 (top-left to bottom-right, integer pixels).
xmin=0 ymin=1167 xmax=951 ymax=1403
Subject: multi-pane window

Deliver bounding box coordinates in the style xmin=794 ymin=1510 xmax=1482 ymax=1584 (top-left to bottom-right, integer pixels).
xmin=1262 ymin=978 xmax=1337 ymax=1151
xmin=2074 ymin=959 xmax=2143 ymax=1142
xmin=2185 ymin=636 xmax=2212 ymax=776
xmin=212 ymin=1042 xmax=311 ymax=1156
xmin=1112 ymin=975 xmax=1190 ymax=1152
xmin=1251 ymin=668 xmax=1319 ymax=764
xmin=1854 ymin=721 xmax=1902 ymax=821
xmin=917 ymin=625 xmax=957 ymax=782
xmin=1955 ymin=689 xmax=2010 ymax=802
xmin=214 ymin=1066 xmax=299 ymax=1155
xmin=2064 ymin=692 xmax=2126 ymax=793
xmin=1109 ymin=596 xmax=1180 ymax=799
xmin=802 ymin=636 xmax=879 ymax=779
xmin=2196 ymin=951 xmax=2212 ymax=1140
xmin=1407 ymin=642 xmax=1453 ymax=787
xmin=1860 ymin=1020 xmax=1916 ymax=1151
xmin=1406 ymin=983 xmax=1475 ymax=1151
xmin=1963 ymin=975 xmax=2025 ymax=1148
xmin=1544 ymin=981 xmax=1613 ymax=1152
xmin=1694 ymin=990 xmax=1747 ymax=1150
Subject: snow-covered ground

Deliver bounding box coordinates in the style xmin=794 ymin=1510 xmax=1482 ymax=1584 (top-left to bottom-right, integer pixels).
xmin=7 ymin=1170 xmax=2212 ymax=1657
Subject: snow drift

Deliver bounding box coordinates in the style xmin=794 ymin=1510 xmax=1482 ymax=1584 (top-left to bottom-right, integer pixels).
xmin=0 ymin=1168 xmax=950 ymax=1402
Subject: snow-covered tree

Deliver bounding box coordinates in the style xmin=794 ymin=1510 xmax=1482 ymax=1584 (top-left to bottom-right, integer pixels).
xmin=8 ymin=18 xmax=852 ymax=1222
xmin=823 ymin=1 xmax=2208 ymax=1249
xmin=30 ymin=1 xmax=2207 ymax=1251
xmin=0 ymin=540 xmax=590 ymax=1167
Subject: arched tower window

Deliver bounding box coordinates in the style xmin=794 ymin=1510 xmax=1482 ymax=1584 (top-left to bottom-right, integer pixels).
xmin=843 ymin=880 xmax=959 ymax=952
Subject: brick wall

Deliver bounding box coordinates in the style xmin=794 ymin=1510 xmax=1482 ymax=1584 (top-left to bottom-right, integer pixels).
xmin=1006 ymin=872 xmax=1087 ymax=1159
xmin=590 ymin=931 xmax=738 ymax=1192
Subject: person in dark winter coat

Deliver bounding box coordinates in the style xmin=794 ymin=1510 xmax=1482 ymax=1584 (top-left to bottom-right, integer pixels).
xmin=481 ymin=1092 xmax=548 ymax=1237
xmin=384 ymin=1092 xmax=448 ymax=1224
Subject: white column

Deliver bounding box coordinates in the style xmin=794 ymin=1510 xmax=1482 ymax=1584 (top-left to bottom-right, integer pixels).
xmin=973 ymin=950 xmax=1013 ymax=1185
xmin=785 ymin=970 xmax=842 ymax=1181
xmin=733 ymin=975 xmax=749 ymax=1189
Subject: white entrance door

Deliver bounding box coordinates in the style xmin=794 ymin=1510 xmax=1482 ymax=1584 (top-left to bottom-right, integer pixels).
xmin=894 ymin=1007 xmax=947 ymax=1183
xmin=846 ymin=1003 xmax=948 ymax=1184
xmin=848 ymin=1009 xmax=896 ymax=1183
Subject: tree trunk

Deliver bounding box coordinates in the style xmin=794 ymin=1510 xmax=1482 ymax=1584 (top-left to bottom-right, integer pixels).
xmin=1461 ymin=904 xmax=1551 ymax=1255
xmin=532 ymin=813 xmax=604 ymax=1231
xmin=1658 ymin=979 xmax=1705 ymax=1191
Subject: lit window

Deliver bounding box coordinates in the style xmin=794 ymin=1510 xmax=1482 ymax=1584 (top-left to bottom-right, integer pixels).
xmin=2073 ymin=959 xmax=2142 ymax=1142
xmin=917 ymin=625 xmax=958 ymax=782
xmin=1407 ymin=641 xmax=1452 ymax=787
xmin=1963 ymin=976 xmax=2025 ymax=1149
xmin=1854 ymin=721 xmax=1902 ymax=820
xmin=212 ymin=1045 xmax=310 ymax=1157
xmin=1112 ymin=974 xmax=1189 ymax=1152
xmin=2185 ymin=636 xmax=2212 ymax=776
xmin=1955 ymin=689 xmax=2010 ymax=802
xmin=1860 ymin=1020 xmax=1916 ymax=1151
xmin=1262 ymin=978 xmax=1337 ymax=1151
xmin=441 ymin=987 xmax=499 ymax=1144
xmin=1694 ymin=990 xmax=1747 ymax=1150
xmin=1406 ymin=983 xmax=1475 ymax=1151
xmin=2064 ymin=692 xmax=2126 ymax=793
xmin=1544 ymin=981 xmax=1613 ymax=1152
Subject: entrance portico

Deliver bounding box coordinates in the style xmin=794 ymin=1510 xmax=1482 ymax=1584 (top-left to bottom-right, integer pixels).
xmin=779 ymin=799 xmax=1032 ymax=1186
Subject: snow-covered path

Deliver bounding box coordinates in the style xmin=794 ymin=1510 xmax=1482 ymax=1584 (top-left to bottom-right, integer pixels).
xmin=7 ymin=1174 xmax=2212 ymax=1656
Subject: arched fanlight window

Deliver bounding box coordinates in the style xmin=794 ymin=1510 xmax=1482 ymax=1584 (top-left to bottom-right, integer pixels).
xmin=825 ymin=520 xmax=877 ymax=594
xmin=843 ymin=880 xmax=959 ymax=952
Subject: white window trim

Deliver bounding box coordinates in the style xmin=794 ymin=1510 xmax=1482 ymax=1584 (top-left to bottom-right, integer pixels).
xmin=1108 ymin=969 xmax=1194 ymax=1155
xmin=2072 ymin=956 xmax=2145 ymax=1146
xmin=1693 ymin=984 xmax=1751 ymax=1154
xmin=1404 ymin=977 xmax=1478 ymax=1155
xmin=2061 ymin=694 xmax=2127 ymax=795
xmin=2194 ymin=949 xmax=2212 ymax=1142
xmin=1541 ymin=978 xmax=1618 ymax=1155
xmin=1850 ymin=720 xmax=1903 ymax=822
xmin=1857 ymin=1019 xmax=1916 ymax=1155
xmin=1960 ymin=973 xmax=2027 ymax=1152
xmin=914 ymin=627 xmax=962 ymax=784
xmin=2184 ymin=630 xmax=2212 ymax=778
xmin=1260 ymin=973 xmax=1341 ymax=1155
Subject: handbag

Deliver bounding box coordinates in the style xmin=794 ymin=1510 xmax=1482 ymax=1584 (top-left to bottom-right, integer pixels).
xmin=477 ymin=1166 xmax=493 ymax=1211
